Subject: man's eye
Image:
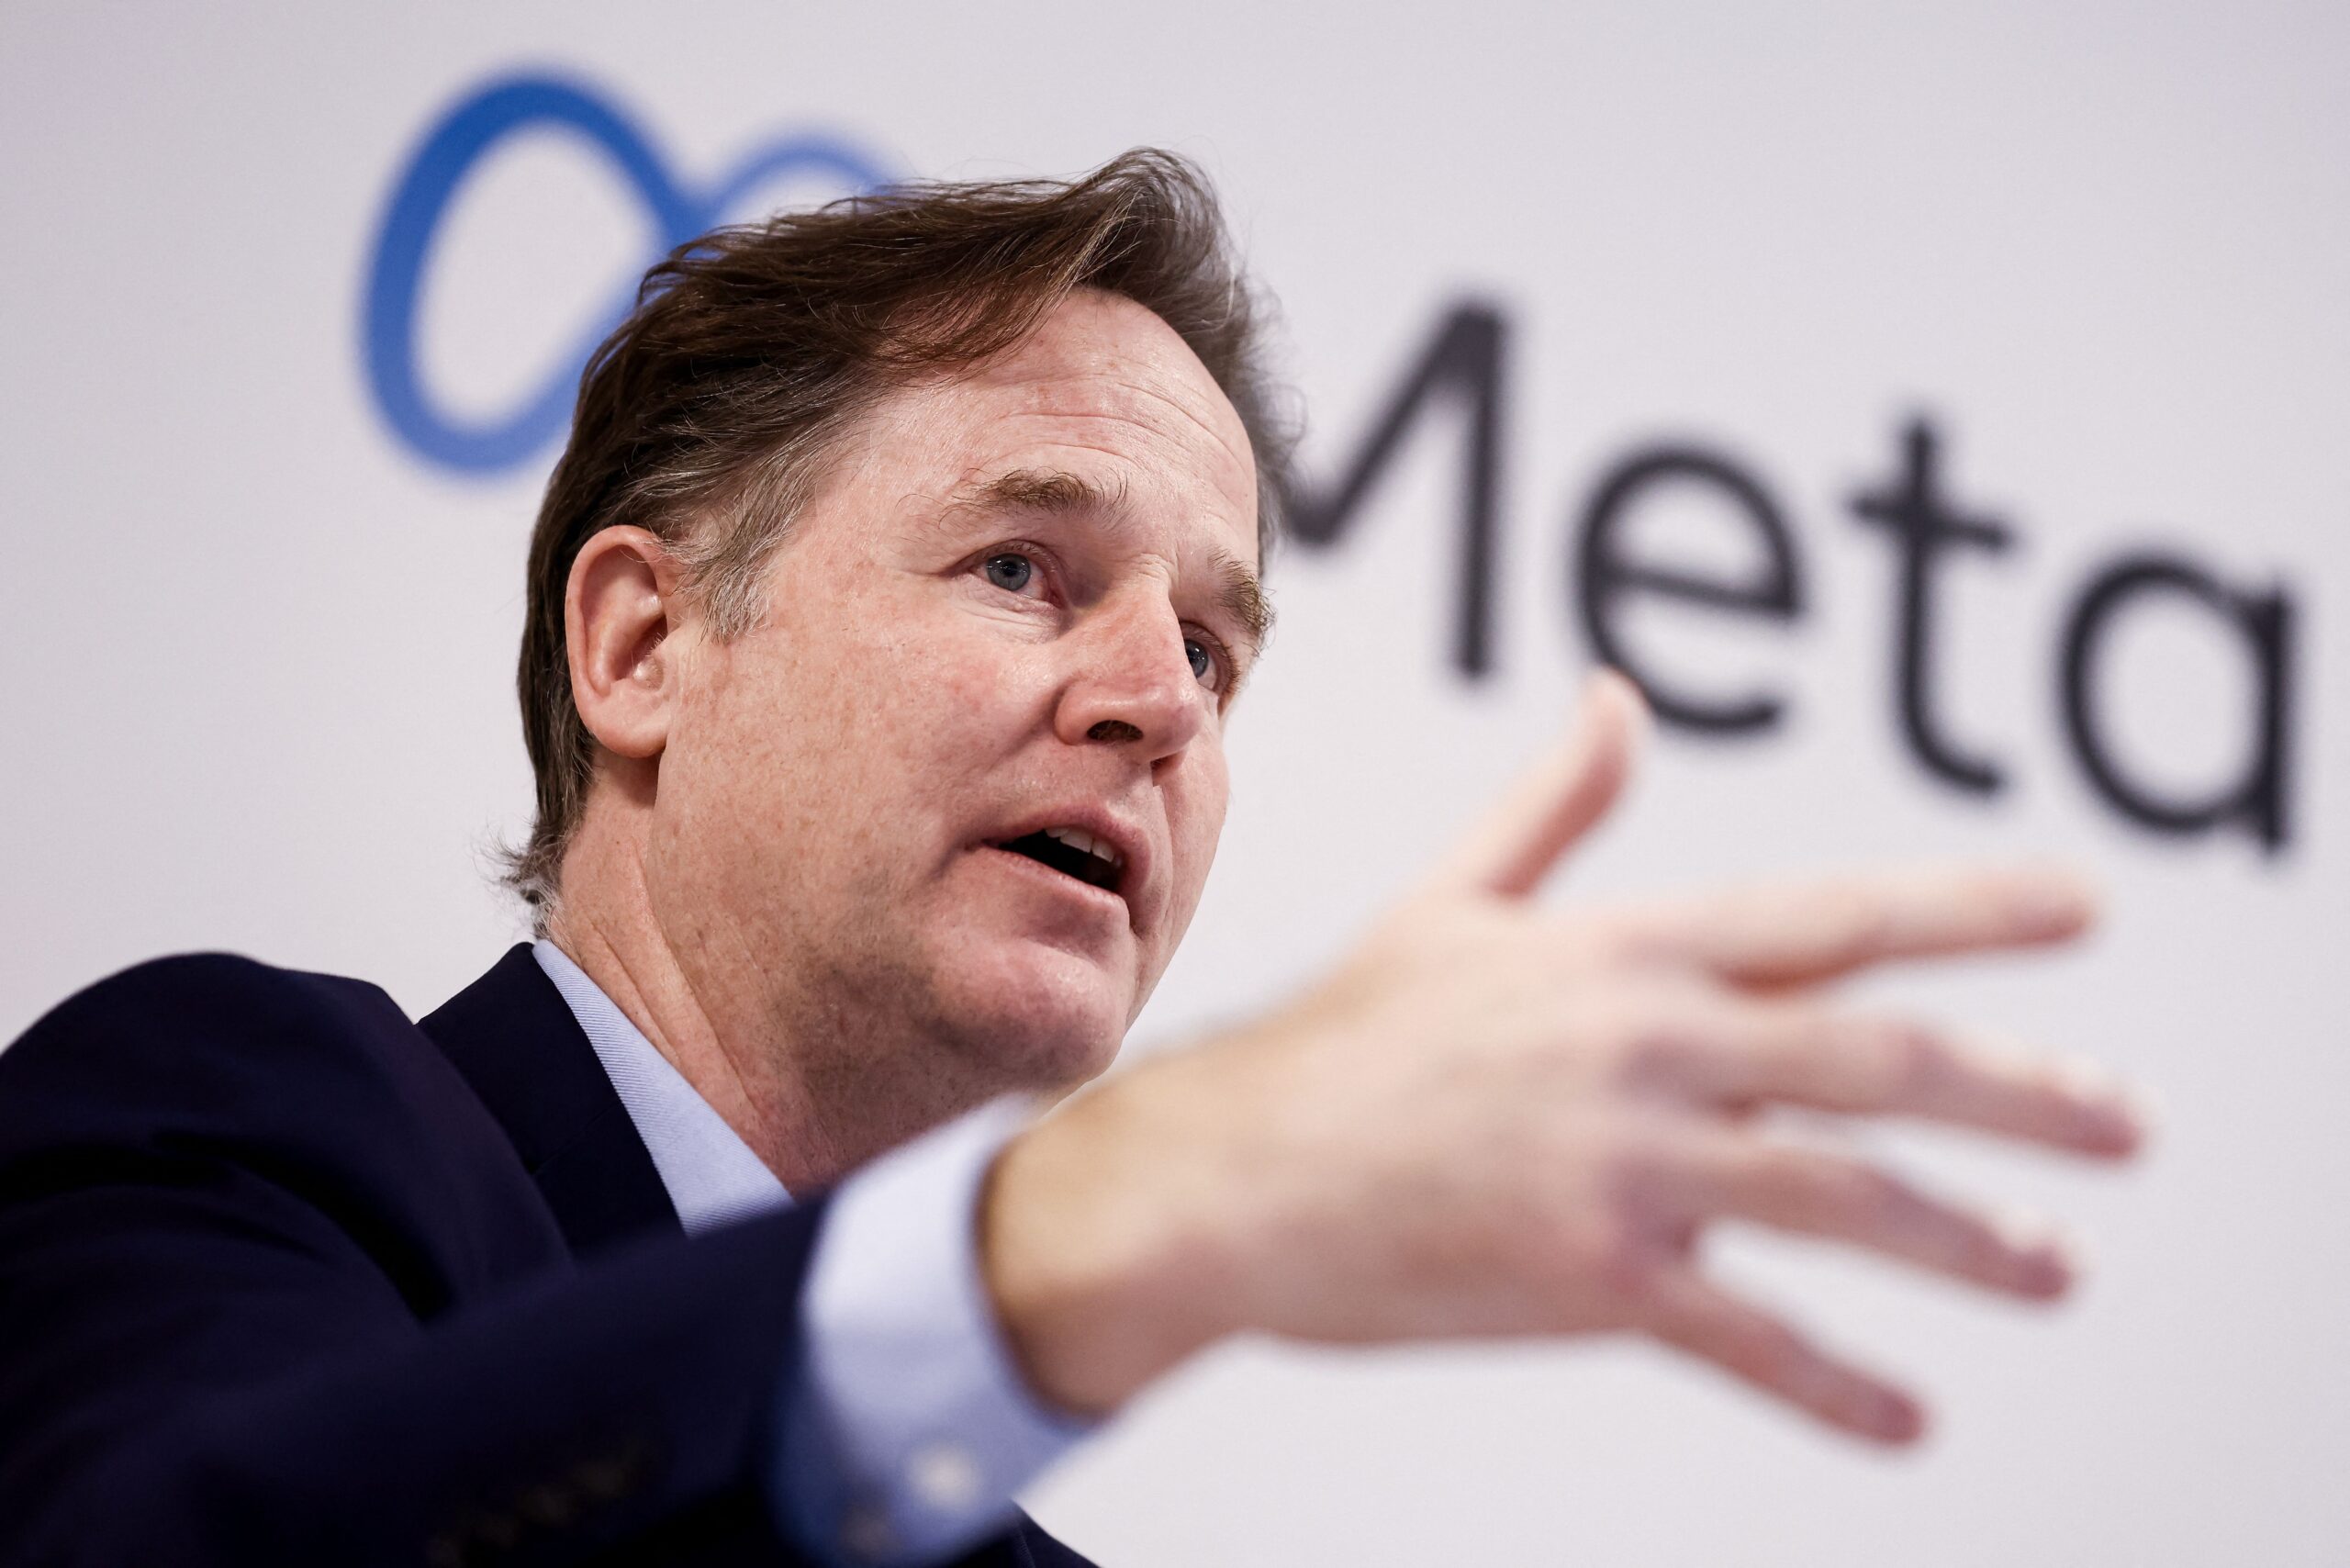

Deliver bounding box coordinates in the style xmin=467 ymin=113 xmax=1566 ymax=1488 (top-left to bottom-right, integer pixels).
xmin=981 ymin=554 xmax=1035 ymax=593
xmin=1184 ymin=637 xmax=1220 ymax=690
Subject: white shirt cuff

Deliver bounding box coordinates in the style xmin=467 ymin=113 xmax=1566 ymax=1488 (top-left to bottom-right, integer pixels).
xmin=778 ymin=1096 xmax=1091 ymax=1566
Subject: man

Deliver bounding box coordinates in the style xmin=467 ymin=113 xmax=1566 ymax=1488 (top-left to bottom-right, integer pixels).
xmin=0 ymin=151 xmax=2144 ymax=1566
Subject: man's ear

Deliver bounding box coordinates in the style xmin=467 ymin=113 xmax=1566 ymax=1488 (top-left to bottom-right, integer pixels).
xmin=565 ymin=526 xmax=688 ymax=761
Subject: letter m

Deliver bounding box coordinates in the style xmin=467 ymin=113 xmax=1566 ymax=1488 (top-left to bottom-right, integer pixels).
xmin=1286 ymin=301 xmax=1509 ymax=677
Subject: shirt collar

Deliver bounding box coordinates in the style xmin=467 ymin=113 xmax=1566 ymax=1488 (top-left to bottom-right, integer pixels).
xmin=532 ymin=940 xmax=791 ymax=1236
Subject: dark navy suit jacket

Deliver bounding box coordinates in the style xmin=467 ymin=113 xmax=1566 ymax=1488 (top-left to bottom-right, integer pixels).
xmin=0 ymin=946 xmax=1094 ymax=1567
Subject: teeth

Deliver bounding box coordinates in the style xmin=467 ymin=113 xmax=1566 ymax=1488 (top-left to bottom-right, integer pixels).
xmin=1043 ymin=825 xmax=1123 ymax=867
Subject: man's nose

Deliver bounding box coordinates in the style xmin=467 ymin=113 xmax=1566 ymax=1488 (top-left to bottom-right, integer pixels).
xmin=1051 ymin=590 xmax=1210 ymax=763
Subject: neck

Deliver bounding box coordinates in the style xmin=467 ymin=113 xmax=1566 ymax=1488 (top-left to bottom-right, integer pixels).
xmin=547 ymin=806 xmax=870 ymax=1191
xmin=544 ymin=794 xmax=1003 ymax=1190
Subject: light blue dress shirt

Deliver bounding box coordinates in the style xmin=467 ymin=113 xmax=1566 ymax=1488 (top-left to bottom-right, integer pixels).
xmin=531 ymin=942 xmax=1086 ymax=1566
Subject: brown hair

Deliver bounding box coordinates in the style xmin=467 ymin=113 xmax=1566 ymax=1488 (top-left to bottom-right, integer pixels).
xmin=504 ymin=148 xmax=1294 ymax=915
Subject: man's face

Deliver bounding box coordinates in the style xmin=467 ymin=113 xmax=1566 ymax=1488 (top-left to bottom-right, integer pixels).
xmin=644 ymin=290 xmax=1263 ymax=1098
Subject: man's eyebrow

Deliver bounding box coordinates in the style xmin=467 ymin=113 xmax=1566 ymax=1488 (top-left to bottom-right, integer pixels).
xmin=948 ymin=467 xmax=1132 ymax=521
xmin=948 ymin=465 xmax=1272 ymax=655
xmin=1214 ymin=551 xmax=1274 ymax=657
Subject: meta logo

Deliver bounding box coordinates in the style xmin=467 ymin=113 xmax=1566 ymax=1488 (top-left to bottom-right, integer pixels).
xmin=360 ymin=85 xmax=2300 ymax=854
xmin=1290 ymin=304 xmax=2302 ymax=854
xmin=362 ymin=73 xmax=884 ymax=474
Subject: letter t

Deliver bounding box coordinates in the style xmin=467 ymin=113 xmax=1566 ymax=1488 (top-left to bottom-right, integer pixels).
xmin=1851 ymin=417 xmax=2014 ymax=795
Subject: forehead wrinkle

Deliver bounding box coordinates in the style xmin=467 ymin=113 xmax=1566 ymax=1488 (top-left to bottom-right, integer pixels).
xmin=976 ymin=290 xmax=1256 ymax=486
xmin=978 ymin=360 xmax=1253 ymax=516
xmin=1095 ymin=367 xmax=1255 ymax=487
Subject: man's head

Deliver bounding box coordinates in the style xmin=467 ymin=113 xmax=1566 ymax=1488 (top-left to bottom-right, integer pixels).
xmin=513 ymin=151 xmax=1289 ymax=1133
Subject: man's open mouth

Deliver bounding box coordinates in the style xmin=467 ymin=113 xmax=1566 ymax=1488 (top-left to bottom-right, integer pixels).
xmin=993 ymin=826 xmax=1126 ymax=894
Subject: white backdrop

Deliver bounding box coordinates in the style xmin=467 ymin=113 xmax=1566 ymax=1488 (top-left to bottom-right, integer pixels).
xmin=4 ymin=2 xmax=2344 ymax=1562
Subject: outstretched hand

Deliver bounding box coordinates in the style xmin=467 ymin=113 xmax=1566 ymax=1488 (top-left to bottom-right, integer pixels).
xmin=983 ymin=670 xmax=2147 ymax=1440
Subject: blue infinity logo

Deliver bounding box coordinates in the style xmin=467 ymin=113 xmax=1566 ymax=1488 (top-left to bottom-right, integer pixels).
xmin=363 ymin=73 xmax=886 ymax=474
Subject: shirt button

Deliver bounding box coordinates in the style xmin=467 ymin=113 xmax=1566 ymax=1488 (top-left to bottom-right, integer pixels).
xmin=907 ymin=1440 xmax=983 ymax=1512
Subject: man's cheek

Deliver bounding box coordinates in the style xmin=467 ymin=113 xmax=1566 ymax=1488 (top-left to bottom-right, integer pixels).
xmin=1158 ymin=824 xmax=1218 ymax=937
xmin=1163 ymin=778 xmax=1230 ymax=931
xmin=932 ymin=635 xmax=1047 ymax=732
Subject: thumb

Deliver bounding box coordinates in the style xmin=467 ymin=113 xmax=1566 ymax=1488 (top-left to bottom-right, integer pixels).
xmin=1424 ymin=668 xmax=1649 ymax=901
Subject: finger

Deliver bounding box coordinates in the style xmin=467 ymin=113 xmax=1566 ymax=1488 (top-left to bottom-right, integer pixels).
xmin=1618 ymin=862 xmax=2099 ymax=989
xmin=1652 ymin=1130 xmax=2077 ymax=1300
xmin=1649 ymin=1001 xmax=2148 ymax=1159
xmin=1425 ymin=668 xmax=1649 ymax=901
xmin=1640 ymin=1266 xmax=1926 ymax=1444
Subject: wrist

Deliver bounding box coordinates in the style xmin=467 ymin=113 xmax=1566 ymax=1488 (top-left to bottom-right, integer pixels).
xmin=977 ymin=1066 xmax=1237 ymax=1417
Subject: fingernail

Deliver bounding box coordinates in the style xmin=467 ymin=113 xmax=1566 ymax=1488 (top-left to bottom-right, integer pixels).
xmin=2020 ymin=1241 xmax=2076 ymax=1296
xmin=1869 ymin=1389 xmax=1926 ymax=1442
xmin=1990 ymin=1208 xmax=2081 ymax=1293
xmin=2055 ymin=1058 xmax=2154 ymax=1151
xmin=2053 ymin=1054 xmax=2121 ymax=1094
xmin=2010 ymin=871 xmax=2096 ymax=934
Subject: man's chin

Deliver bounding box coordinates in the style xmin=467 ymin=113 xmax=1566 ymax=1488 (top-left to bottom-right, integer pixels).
xmin=927 ymin=937 xmax=1132 ymax=1091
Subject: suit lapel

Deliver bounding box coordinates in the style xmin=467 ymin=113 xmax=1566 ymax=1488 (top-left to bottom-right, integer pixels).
xmin=420 ymin=944 xmax=682 ymax=1258
xmin=423 ymin=949 xmax=1099 ymax=1568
